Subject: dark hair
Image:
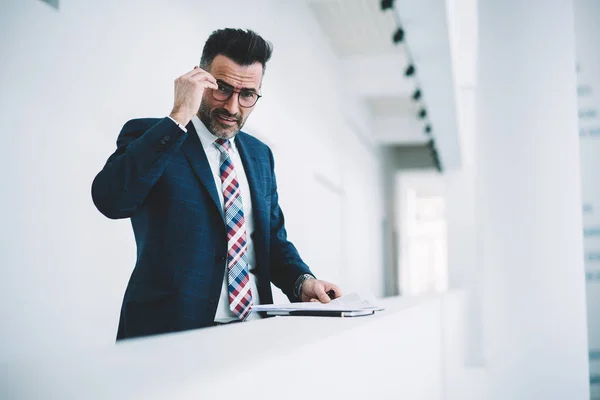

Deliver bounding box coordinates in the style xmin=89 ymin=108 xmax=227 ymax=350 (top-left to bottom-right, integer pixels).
xmin=200 ymin=28 xmax=273 ymax=73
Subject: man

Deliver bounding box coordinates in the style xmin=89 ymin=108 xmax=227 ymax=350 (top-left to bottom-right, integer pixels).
xmin=92 ymin=28 xmax=341 ymax=340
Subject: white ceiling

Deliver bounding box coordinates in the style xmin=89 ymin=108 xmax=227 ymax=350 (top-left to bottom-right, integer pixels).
xmin=307 ymin=0 xmax=401 ymax=56
xmin=307 ymin=0 xmax=462 ymax=169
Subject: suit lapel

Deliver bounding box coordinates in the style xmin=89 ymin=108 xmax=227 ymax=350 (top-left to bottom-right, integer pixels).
xmin=236 ymin=132 xmax=270 ymax=282
xmin=235 ymin=133 xmax=268 ymax=230
xmin=181 ymin=122 xmax=224 ymax=219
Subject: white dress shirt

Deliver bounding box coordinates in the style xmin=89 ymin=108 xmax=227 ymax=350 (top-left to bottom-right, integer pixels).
xmin=189 ymin=116 xmax=261 ymax=322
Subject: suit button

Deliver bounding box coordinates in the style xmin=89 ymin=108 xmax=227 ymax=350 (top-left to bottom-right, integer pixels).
xmin=164 ymin=136 xmax=171 ymax=142
xmin=209 ymin=298 xmax=216 ymax=305
xmin=220 ymin=256 xmax=226 ymax=262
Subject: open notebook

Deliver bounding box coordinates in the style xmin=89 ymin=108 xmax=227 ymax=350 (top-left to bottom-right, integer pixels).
xmin=251 ymin=292 xmax=384 ymax=317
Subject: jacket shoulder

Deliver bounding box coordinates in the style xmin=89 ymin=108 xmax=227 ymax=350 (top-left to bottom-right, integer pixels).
xmin=121 ymin=117 xmax=164 ymax=133
xmin=115 ymin=118 xmax=168 ymax=147
xmin=237 ymin=131 xmax=271 ymax=153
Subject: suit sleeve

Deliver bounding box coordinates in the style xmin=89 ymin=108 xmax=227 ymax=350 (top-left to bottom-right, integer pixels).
xmin=266 ymin=147 xmax=314 ymax=301
xmin=91 ymin=117 xmax=188 ymax=219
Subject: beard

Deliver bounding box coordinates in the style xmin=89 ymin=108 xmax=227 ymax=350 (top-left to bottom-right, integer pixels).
xmin=198 ymin=100 xmax=245 ymax=140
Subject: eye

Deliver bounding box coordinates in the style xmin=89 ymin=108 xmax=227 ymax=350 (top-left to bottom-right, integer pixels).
xmin=240 ymin=91 xmax=256 ymax=98
xmin=217 ymin=84 xmax=232 ymax=94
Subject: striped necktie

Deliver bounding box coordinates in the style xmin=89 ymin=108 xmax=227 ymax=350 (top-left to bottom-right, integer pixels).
xmin=213 ymin=138 xmax=253 ymax=320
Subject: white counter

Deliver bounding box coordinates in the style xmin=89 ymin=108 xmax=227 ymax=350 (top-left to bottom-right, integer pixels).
xmin=0 ymin=292 xmax=467 ymax=400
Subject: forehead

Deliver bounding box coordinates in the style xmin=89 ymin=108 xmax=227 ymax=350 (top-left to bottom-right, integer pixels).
xmin=209 ymin=54 xmax=263 ymax=90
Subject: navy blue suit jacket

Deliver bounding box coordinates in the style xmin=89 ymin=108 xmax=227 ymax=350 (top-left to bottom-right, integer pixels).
xmin=92 ymin=117 xmax=312 ymax=340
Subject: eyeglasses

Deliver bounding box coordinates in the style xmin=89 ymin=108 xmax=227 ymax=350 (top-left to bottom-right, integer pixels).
xmin=212 ymin=80 xmax=262 ymax=108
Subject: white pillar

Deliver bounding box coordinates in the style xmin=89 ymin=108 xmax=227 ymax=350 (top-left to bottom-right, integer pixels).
xmin=476 ymin=1 xmax=590 ymax=399
xmin=574 ymin=1 xmax=600 ymax=397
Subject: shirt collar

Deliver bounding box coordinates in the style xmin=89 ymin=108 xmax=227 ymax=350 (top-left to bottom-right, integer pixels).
xmin=191 ymin=115 xmax=238 ymax=154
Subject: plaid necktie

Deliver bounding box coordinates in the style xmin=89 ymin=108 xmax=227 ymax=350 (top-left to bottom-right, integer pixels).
xmin=214 ymin=138 xmax=253 ymax=320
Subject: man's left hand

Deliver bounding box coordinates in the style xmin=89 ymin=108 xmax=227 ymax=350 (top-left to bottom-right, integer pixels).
xmin=301 ymin=279 xmax=342 ymax=303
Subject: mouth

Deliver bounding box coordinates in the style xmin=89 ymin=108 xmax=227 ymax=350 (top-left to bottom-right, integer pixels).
xmin=215 ymin=114 xmax=238 ymax=126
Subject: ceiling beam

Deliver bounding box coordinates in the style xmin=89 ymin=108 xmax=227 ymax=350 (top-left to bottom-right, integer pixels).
xmin=372 ymin=116 xmax=429 ymax=144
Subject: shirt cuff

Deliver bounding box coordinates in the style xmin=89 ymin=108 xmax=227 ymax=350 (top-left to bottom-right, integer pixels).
xmin=167 ymin=116 xmax=188 ymax=132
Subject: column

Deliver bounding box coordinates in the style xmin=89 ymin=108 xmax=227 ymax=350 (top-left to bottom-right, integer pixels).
xmin=476 ymin=1 xmax=589 ymax=399
xmin=574 ymin=0 xmax=600 ymax=397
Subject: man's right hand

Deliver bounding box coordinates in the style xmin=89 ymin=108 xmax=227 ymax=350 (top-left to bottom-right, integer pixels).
xmin=169 ymin=66 xmax=218 ymax=127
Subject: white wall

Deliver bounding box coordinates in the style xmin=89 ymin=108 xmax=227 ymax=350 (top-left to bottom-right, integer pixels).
xmin=0 ymin=0 xmax=385 ymax=355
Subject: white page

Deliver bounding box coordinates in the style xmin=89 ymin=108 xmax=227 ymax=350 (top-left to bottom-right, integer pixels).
xmin=251 ymin=292 xmax=384 ymax=312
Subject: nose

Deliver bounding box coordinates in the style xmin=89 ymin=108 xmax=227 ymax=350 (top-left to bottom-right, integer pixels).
xmin=222 ymin=93 xmax=240 ymax=115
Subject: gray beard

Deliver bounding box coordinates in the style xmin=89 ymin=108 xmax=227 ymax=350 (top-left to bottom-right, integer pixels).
xmin=198 ymin=102 xmax=243 ymax=140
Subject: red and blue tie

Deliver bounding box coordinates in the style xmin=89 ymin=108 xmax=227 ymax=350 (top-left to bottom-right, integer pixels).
xmin=214 ymin=138 xmax=253 ymax=320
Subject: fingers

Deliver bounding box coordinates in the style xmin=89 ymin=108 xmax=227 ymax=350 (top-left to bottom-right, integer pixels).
xmin=326 ymin=284 xmax=343 ymax=299
xmin=191 ymin=74 xmax=218 ymax=90
xmin=302 ymin=279 xmax=344 ymax=303
xmin=190 ymin=68 xmax=218 ymax=86
xmin=315 ymin=283 xmax=331 ymax=303
xmin=179 ymin=66 xmax=218 ymax=89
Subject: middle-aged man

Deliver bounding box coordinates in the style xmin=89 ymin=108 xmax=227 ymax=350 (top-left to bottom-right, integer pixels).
xmin=92 ymin=28 xmax=342 ymax=340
